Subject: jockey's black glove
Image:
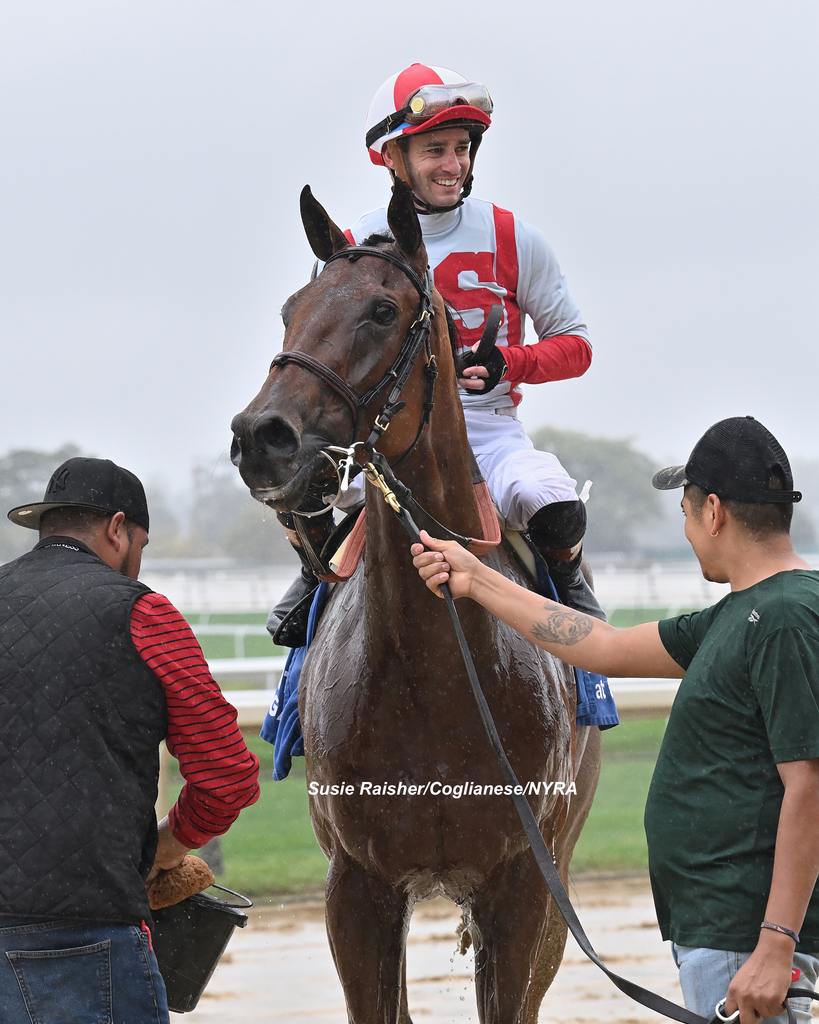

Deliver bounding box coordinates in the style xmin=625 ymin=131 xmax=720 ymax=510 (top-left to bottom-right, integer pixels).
xmin=458 ymin=344 xmax=509 ymax=394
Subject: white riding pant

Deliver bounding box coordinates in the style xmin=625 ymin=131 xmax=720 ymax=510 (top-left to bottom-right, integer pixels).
xmin=464 ymin=408 xmax=578 ymax=531
xmin=338 ymin=408 xmax=577 ymax=531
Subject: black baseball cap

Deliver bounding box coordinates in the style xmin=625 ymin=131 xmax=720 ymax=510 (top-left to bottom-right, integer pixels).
xmin=652 ymin=416 xmax=801 ymax=504
xmin=7 ymin=457 xmax=150 ymax=531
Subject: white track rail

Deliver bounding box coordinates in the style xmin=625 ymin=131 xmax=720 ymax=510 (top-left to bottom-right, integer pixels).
xmin=215 ymin=675 xmax=679 ymax=728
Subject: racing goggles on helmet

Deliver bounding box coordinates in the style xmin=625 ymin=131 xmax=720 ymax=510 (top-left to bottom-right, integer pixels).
xmin=405 ymin=83 xmax=493 ymax=123
xmin=366 ymin=83 xmax=493 ymax=150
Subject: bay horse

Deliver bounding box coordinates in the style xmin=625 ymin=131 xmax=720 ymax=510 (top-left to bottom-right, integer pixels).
xmin=230 ymin=180 xmax=601 ymax=1024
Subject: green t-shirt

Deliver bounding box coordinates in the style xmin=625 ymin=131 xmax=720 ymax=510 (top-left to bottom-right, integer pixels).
xmin=645 ymin=569 xmax=819 ymax=952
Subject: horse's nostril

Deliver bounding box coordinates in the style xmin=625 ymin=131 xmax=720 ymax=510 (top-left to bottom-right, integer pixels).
xmin=229 ymin=436 xmax=242 ymax=465
xmin=256 ymin=416 xmax=300 ymax=458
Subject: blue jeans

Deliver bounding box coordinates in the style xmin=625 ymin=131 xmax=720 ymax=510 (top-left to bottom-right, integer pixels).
xmin=672 ymin=943 xmax=819 ymax=1023
xmin=0 ymin=918 xmax=169 ymax=1024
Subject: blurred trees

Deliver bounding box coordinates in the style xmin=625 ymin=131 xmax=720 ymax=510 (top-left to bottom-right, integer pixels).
xmin=0 ymin=446 xmax=292 ymax=566
xmin=0 ymin=441 xmax=815 ymax=564
xmin=529 ymin=425 xmax=665 ymax=553
xmin=0 ymin=444 xmax=82 ymax=560
xmin=184 ymin=458 xmax=293 ymax=563
xmin=530 ymin=428 xmax=817 ymax=554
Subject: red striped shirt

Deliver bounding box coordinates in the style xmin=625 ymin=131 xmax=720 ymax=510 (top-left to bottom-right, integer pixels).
xmin=130 ymin=592 xmax=260 ymax=850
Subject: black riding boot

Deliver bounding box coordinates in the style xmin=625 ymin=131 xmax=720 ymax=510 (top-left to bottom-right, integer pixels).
xmin=267 ymin=510 xmax=335 ymax=647
xmin=527 ymin=500 xmax=607 ymax=622
xmin=541 ymin=549 xmax=607 ymax=622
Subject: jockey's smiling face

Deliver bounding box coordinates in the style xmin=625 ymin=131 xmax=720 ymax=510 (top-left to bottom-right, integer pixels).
xmin=384 ymin=127 xmax=472 ymax=210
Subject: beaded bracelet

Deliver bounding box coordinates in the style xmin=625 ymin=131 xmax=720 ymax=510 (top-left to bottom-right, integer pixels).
xmin=760 ymin=920 xmax=800 ymax=944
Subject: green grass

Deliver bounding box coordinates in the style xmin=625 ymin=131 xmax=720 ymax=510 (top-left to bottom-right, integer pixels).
xmin=184 ymin=612 xmax=270 ymax=625
xmin=167 ymin=736 xmax=329 ymax=897
xmin=169 ymin=720 xmax=668 ymax=896
xmin=182 ymin=611 xmax=284 ymax=664
xmin=608 ymin=607 xmax=698 ymax=627
xmin=196 ymin=634 xmax=278 ymax=661
xmin=214 ymin=765 xmax=329 ymax=898
xmin=571 ymin=716 xmax=667 ymax=873
xmin=609 ymin=607 xmax=672 ymax=627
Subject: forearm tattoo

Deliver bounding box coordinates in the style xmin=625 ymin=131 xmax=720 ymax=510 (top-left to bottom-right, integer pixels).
xmin=530 ymin=608 xmax=594 ymax=646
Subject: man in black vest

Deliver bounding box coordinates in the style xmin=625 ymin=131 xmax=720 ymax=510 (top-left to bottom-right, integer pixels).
xmin=0 ymin=457 xmax=260 ymax=1024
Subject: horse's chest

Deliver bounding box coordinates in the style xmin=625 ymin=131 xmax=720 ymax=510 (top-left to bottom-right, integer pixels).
xmin=300 ymin=627 xmax=573 ymax=795
xmin=296 ymin=573 xmax=575 ymax=893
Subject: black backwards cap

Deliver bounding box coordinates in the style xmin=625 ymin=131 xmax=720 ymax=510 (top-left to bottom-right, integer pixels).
xmin=7 ymin=457 xmax=150 ymax=531
xmin=652 ymin=416 xmax=802 ymax=504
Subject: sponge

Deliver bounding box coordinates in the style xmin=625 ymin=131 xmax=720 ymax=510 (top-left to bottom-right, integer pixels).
xmin=148 ymin=855 xmax=215 ymax=910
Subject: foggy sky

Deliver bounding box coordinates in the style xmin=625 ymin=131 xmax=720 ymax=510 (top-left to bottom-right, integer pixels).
xmin=1 ymin=0 xmax=817 ymax=501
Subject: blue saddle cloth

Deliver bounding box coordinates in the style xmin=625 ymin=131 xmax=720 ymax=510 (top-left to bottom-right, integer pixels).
xmin=261 ymin=563 xmax=618 ymax=780
xmin=533 ymin=559 xmax=619 ymax=731
xmin=260 ymin=582 xmax=330 ymax=781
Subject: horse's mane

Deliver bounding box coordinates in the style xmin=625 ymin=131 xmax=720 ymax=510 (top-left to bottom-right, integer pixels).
xmin=358 ymin=232 xmax=461 ymax=364
xmin=360 ymin=232 xmax=394 ymax=248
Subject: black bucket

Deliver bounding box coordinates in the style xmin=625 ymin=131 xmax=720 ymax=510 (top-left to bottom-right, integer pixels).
xmin=151 ymin=883 xmax=253 ymax=1013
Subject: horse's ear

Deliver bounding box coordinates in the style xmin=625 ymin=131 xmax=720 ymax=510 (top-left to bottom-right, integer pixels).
xmin=387 ymin=179 xmax=425 ymax=267
xmin=300 ymin=185 xmax=349 ymax=262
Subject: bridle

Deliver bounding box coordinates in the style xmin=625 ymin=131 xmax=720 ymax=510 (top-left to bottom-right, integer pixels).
xmin=265 ymin=242 xmax=503 ymax=569
xmin=266 ymin=244 xmax=499 ymax=550
xmin=269 ymin=245 xmax=439 ymax=469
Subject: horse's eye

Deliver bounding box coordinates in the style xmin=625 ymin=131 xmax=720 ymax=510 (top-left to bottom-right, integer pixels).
xmin=372 ymin=302 xmax=397 ymax=326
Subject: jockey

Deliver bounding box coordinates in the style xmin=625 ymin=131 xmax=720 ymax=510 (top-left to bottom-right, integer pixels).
xmin=269 ymin=62 xmax=605 ymax=645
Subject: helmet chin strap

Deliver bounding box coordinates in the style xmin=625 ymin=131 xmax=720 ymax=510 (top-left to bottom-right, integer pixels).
xmin=387 ymin=133 xmax=482 ymax=215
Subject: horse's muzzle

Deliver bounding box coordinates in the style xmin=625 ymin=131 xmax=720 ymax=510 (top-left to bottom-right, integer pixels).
xmin=230 ymin=410 xmax=303 ymax=491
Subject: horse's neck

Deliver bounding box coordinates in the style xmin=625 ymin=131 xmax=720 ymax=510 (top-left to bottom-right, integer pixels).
xmin=364 ymin=387 xmax=488 ymax=653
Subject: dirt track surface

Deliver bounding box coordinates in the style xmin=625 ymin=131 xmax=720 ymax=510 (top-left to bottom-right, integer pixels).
xmin=173 ymin=875 xmax=688 ymax=1023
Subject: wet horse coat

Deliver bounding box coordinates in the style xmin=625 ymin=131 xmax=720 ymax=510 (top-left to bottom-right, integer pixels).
xmin=231 ymin=181 xmax=600 ymax=1024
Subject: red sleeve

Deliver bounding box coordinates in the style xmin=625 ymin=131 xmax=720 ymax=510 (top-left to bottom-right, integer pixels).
xmin=130 ymin=592 xmax=260 ymax=849
xmin=500 ymin=333 xmax=592 ymax=385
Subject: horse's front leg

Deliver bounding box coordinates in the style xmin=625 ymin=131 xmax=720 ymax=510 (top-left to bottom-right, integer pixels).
xmin=325 ymin=850 xmax=411 ymax=1024
xmin=532 ymin=725 xmax=602 ymax=1002
xmin=468 ymin=729 xmax=601 ymax=1024
xmin=470 ymin=847 xmax=554 ymax=1024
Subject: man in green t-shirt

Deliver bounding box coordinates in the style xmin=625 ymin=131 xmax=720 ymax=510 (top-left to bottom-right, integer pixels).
xmin=411 ymin=415 xmax=819 ymax=1023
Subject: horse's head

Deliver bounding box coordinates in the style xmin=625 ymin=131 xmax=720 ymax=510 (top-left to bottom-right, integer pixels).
xmin=230 ymin=180 xmax=440 ymax=512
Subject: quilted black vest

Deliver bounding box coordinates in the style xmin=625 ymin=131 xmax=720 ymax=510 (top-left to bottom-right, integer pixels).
xmin=0 ymin=537 xmax=168 ymax=923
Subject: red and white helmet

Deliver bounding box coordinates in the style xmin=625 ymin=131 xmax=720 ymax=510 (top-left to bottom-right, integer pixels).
xmin=365 ymin=63 xmax=493 ymax=166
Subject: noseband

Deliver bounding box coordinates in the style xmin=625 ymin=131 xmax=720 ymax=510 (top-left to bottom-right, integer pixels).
xmin=269 ymin=246 xmax=438 ymax=461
